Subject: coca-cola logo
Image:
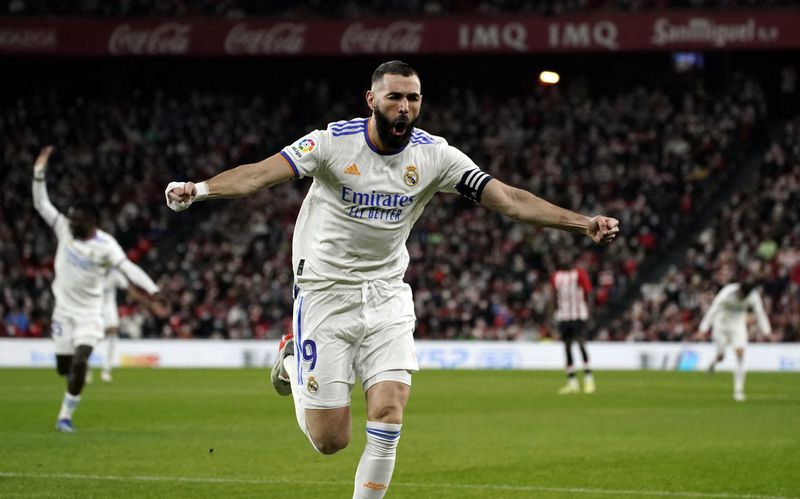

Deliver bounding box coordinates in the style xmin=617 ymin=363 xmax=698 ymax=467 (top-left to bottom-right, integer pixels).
xmin=0 ymin=29 xmax=57 ymax=49
xmin=224 ymin=23 xmax=306 ymax=55
xmin=108 ymin=23 xmax=191 ymax=55
xmin=340 ymin=22 xmax=423 ymax=54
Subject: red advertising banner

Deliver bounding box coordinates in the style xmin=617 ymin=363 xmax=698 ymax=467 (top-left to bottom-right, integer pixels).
xmin=0 ymin=10 xmax=797 ymax=57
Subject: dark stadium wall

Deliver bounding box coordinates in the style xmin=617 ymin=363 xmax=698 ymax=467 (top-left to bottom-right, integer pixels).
xmin=4 ymin=51 xmax=796 ymax=102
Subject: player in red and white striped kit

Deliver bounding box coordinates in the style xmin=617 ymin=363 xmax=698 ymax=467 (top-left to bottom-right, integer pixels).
xmin=550 ymin=255 xmax=595 ymax=394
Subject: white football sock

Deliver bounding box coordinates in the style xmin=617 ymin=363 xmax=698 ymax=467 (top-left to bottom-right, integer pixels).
xmin=353 ymin=421 xmax=402 ymax=499
xmin=57 ymin=392 xmax=81 ymax=421
xmin=734 ymin=357 xmax=746 ymax=395
xmin=103 ymin=335 xmax=116 ymax=375
xmin=283 ymin=356 xmax=321 ymax=453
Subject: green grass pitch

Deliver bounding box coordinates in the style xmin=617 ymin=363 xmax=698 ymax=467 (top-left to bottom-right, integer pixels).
xmin=1 ymin=369 xmax=798 ymax=498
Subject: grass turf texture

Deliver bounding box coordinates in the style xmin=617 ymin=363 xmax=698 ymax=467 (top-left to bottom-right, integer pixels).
xmin=1 ymin=369 xmax=798 ymax=499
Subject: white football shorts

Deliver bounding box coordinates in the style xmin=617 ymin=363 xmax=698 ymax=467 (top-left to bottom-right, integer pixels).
xmin=292 ymin=280 xmax=419 ymax=409
xmin=713 ymin=326 xmax=748 ymax=354
xmin=51 ymin=309 xmax=105 ymax=355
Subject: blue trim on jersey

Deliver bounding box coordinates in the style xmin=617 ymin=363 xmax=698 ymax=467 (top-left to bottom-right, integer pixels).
xmin=410 ymin=130 xmax=436 ymax=144
xmin=331 ymin=122 xmax=364 ymax=132
xmin=279 ymin=150 xmax=300 ymax=178
xmin=332 ymin=129 xmax=363 ymax=137
xmin=330 ymin=118 xmax=365 ymax=130
xmin=364 ymin=120 xmax=410 ymax=156
xmin=296 ymin=295 xmax=304 ymax=386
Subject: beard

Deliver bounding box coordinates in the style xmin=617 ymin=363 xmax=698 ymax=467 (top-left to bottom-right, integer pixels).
xmin=373 ymin=106 xmax=418 ymax=151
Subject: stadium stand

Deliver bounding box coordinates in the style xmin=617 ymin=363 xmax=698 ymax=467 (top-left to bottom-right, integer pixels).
xmin=619 ymin=114 xmax=800 ymax=343
xmin=3 ymin=54 xmax=794 ymax=341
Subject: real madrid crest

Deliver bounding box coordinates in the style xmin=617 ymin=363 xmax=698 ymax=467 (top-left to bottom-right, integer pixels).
xmin=307 ymin=375 xmax=319 ymax=394
xmin=403 ymin=165 xmax=419 ymax=187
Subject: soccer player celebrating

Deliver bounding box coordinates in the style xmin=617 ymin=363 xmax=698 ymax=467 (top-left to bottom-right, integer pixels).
xmin=165 ymin=61 xmax=619 ymax=498
xmin=698 ymin=278 xmax=772 ymax=402
xmin=32 ymin=146 xmax=164 ymax=432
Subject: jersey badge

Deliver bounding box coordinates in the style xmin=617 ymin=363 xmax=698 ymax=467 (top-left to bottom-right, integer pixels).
xmin=289 ymin=137 xmax=317 ymax=160
xmin=307 ymin=375 xmax=319 ymax=394
xmin=403 ymin=165 xmax=419 ymax=186
xmin=344 ymin=163 xmax=361 ymax=176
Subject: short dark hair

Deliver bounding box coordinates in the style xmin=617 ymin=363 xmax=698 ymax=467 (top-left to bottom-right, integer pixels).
xmin=70 ymin=199 xmax=99 ymax=224
xmin=371 ymin=60 xmax=419 ymax=87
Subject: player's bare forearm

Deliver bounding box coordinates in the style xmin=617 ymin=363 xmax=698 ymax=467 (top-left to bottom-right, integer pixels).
xmin=515 ymin=190 xmax=588 ymax=232
xmin=206 ymin=154 xmax=294 ymax=199
xmin=481 ymin=180 xmax=619 ymax=243
xmin=166 ymin=154 xmax=295 ymax=211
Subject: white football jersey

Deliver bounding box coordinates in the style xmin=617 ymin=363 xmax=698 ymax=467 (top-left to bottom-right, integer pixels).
xmin=50 ymin=216 xmax=128 ymax=318
xmin=699 ymin=283 xmax=771 ymax=336
xmin=280 ymin=117 xmax=492 ymax=289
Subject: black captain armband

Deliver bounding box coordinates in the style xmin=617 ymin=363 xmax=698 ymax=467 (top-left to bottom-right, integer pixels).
xmin=455 ymin=169 xmax=492 ymax=203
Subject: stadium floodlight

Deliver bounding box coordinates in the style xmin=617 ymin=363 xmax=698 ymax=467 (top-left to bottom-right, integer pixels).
xmin=539 ymin=70 xmax=560 ymax=85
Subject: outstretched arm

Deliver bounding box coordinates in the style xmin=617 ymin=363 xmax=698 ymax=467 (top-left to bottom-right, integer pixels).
xmin=698 ymin=289 xmax=726 ymax=336
xmin=126 ymin=285 xmax=170 ymax=319
xmin=751 ymin=292 xmax=772 ymax=338
xmin=479 ymin=178 xmax=619 ymax=244
xmin=116 ymin=259 xmax=160 ymax=296
xmin=165 ymin=154 xmax=295 ymax=212
xmin=31 ymin=146 xmax=64 ymax=229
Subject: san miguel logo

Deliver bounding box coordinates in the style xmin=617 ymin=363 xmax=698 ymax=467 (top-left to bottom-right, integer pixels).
xmin=403 ymin=165 xmax=418 ymax=186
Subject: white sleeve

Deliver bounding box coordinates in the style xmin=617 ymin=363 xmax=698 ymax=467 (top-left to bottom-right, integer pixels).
xmin=435 ymin=144 xmax=492 ymax=203
xmin=32 ymin=176 xmax=69 ymax=240
xmin=116 ymin=259 xmax=160 ymax=296
xmin=279 ymin=129 xmax=327 ymax=179
xmin=112 ymin=269 xmax=130 ymax=290
xmin=699 ymin=289 xmax=726 ymax=333
xmin=751 ymin=292 xmax=772 ymax=336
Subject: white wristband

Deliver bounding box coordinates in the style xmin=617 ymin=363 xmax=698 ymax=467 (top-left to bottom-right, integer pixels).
xmin=195 ymin=181 xmax=209 ymax=201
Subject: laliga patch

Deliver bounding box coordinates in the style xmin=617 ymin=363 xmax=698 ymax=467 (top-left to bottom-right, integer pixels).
xmin=289 ymin=137 xmax=317 ymax=160
xmin=403 ymin=165 xmax=419 ymax=186
xmin=307 ymin=375 xmax=319 ymax=394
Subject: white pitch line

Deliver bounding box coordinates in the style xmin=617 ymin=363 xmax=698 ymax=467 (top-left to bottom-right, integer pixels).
xmin=0 ymin=472 xmax=796 ymax=499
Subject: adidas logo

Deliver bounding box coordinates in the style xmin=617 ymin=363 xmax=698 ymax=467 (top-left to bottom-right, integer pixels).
xmin=344 ymin=163 xmax=361 ymax=175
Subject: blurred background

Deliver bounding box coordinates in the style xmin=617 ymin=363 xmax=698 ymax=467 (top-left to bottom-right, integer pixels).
xmin=1 ymin=0 xmax=798 ymax=350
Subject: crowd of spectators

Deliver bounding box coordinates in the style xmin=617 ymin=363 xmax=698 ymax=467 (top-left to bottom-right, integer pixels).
xmin=614 ymin=115 xmax=800 ymax=343
xmin=3 ymin=0 xmax=797 ymax=18
xmin=1 ymin=64 xmax=773 ymax=341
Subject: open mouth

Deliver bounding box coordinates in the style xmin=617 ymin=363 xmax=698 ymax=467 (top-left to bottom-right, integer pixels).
xmin=392 ymin=120 xmax=408 ymax=136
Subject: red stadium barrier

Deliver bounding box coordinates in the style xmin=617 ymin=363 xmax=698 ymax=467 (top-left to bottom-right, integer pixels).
xmin=1 ymin=10 xmax=798 ymax=56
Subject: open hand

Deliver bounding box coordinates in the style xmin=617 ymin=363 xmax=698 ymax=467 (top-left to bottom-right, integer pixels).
xmin=34 ymin=146 xmax=54 ymax=177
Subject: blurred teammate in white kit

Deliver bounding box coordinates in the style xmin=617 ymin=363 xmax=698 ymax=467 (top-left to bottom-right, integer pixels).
xmin=698 ymin=278 xmax=772 ymax=402
xmin=32 ymin=146 xmax=164 ymax=432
